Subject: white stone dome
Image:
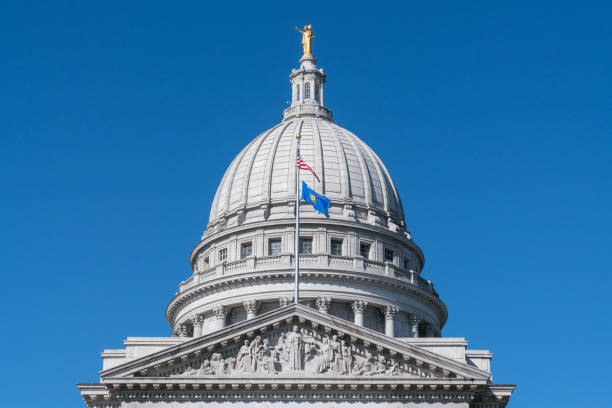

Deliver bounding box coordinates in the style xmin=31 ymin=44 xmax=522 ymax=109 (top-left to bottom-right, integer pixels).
xmin=208 ymin=116 xmax=405 ymax=232
xmin=167 ymin=54 xmax=446 ymax=340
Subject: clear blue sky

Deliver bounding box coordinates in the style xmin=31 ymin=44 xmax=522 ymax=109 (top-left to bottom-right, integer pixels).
xmin=1 ymin=1 xmax=610 ymax=406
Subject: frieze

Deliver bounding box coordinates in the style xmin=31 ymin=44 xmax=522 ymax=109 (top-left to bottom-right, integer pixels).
xmin=143 ymin=325 xmax=448 ymax=378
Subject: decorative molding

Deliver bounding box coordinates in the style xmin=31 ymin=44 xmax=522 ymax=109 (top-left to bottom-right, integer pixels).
xmin=352 ymin=299 xmax=368 ymax=313
xmin=315 ymin=296 xmax=332 ymax=314
xmin=384 ymin=305 xmax=399 ymax=320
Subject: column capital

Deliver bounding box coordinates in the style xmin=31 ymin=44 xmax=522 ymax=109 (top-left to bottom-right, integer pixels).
xmin=212 ymin=305 xmax=229 ymax=319
xmin=316 ymin=296 xmax=332 ymax=313
xmin=242 ymin=300 xmax=259 ymax=314
xmin=190 ymin=315 xmax=204 ymax=328
xmin=384 ymin=305 xmax=399 ymax=320
xmin=352 ymin=299 xmax=368 ymax=313
xmin=279 ymin=296 xmax=294 ymax=307
xmin=408 ymin=316 xmax=421 ymax=338
xmin=176 ymin=324 xmax=188 ymax=337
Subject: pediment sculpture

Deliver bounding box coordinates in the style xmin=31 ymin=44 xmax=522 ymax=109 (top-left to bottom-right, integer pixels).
xmin=172 ymin=325 xmax=412 ymax=377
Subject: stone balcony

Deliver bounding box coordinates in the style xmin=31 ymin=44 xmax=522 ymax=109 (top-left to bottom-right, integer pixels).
xmin=177 ymin=254 xmax=437 ymax=296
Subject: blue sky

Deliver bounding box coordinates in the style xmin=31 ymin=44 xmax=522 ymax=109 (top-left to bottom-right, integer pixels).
xmin=1 ymin=1 xmax=611 ymax=406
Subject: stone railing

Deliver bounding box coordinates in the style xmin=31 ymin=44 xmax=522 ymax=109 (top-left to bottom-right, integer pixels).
xmin=179 ymin=254 xmax=436 ymax=296
xmin=283 ymin=103 xmax=332 ymax=121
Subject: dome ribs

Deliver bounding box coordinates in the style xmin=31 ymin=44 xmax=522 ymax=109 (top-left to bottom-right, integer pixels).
xmin=311 ymin=118 xmax=326 ymax=194
xmin=208 ymin=118 xmax=405 ymax=228
xmin=239 ymin=124 xmax=280 ymax=209
xmin=286 ymin=119 xmax=304 ymax=200
xmin=337 ymin=124 xmax=371 ymax=207
xmin=355 ymin=133 xmax=390 ymax=217
xmin=261 ymin=121 xmax=293 ymax=206
xmin=322 ymin=119 xmax=350 ymax=200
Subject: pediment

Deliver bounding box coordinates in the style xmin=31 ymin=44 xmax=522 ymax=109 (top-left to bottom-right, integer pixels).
xmin=101 ymin=305 xmax=489 ymax=383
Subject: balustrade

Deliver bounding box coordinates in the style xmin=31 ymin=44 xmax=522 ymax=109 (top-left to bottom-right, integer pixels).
xmin=178 ymin=254 xmax=436 ymax=297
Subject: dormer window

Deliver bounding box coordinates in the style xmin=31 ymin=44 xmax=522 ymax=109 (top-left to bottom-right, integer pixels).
xmin=305 ymin=83 xmax=311 ymax=99
xmin=296 ymin=84 xmax=301 ymax=101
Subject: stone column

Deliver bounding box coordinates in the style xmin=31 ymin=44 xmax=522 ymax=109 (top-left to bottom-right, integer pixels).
xmin=191 ymin=314 xmax=204 ymax=337
xmin=213 ymin=305 xmax=229 ymax=330
xmin=243 ymin=300 xmax=258 ymax=320
xmin=409 ymin=316 xmax=421 ymax=338
xmin=384 ymin=305 xmax=399 ymax=338
xmin=316 ymin=296 xmax=332 ymax=314
xmin=352 ymin=300 xmax=368 ymax=326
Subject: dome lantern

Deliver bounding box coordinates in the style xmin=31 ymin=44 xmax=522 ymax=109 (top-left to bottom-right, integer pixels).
xmin=283 ymin=49 xmax=332 ymax=121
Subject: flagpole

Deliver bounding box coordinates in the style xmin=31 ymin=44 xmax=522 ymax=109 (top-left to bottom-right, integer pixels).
xmin=294 ymin=134 xmax=301 ymax=305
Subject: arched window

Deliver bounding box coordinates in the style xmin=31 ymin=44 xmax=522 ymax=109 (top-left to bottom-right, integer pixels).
xmin=296 ymin=84 xmax=301 ymax=101
xmin=305 ymin=82 xmax=311 ymax=99
xmin=314 ymin=83 xmax=320 ymax=102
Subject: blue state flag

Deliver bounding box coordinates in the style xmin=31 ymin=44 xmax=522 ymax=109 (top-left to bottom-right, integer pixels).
xmin=301 ymin=181 xmax=330 ymax=215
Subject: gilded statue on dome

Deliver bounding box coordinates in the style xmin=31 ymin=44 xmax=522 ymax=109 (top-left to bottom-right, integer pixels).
xmin=295 ymin=25 xmax=314 ymax=56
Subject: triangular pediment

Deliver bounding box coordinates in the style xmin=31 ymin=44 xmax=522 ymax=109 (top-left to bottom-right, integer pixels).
xmin=100 ymin=304 xmax=489 ymax=383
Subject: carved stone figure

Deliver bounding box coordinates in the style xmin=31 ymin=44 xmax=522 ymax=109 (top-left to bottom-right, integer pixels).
xmin=367 ymin=355 xmax=387 ymax=376
xmin=276 ymin=332 xmax=289 ymax=363
xmin=338 ymin=339 xmax=352 ymax=374
xmin=250 ymin=336 xmax=262 ymax=372
xmin=356 ymin=351 xmax=374 ymax=375
xmin=198 ymin=359 xmax=212 ymax=375
xmin=237 ymin=340 xmax=252 ymax=373
xmin=311 ymin=336 xmax=330 ymax=373
xmin=329 ymin=335 xmax=342 ymax=374
xmin=258 ymin=338 xmax=278 ymax=374
xmin=174 ymin=325 xmax=406 ymax=378
xmin=286 ymin=325 xmax=305 ymax=370
xmin=210 ymin=353 xmax=226 ymax=375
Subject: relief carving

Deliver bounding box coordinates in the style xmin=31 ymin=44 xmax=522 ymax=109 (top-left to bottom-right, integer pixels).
xmin=173 ymin=324 xmax=410 ymax=377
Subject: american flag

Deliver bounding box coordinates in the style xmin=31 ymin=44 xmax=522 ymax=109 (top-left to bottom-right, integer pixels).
xmin=296 ymin=148 xmax=320 ymax=182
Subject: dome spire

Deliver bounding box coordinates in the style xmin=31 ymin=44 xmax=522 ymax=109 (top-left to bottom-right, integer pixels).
xmin=283 ymin=25 xmax=332 ymax=121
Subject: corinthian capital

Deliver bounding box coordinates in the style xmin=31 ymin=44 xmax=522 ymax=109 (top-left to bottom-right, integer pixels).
xmin=176 ymin=324 xmax=188 ymax=337
xmin=212 ymin=305 xmax=229 ymax=319
xmin=352 ymin=299 xmax=368 ymax=313
xmin=279 ymin=296 xmax=293 ymax=307
xmin=384 ymin=305 xmax=399 ymax=320
xmin=409 ymin=316 xmax=421 ymax=337
xmin=190 ymin=314 xmax=204 ymax=328
xmin=315 ymin=296 xmax=332 ymax=313
xmin=243 ymin=300 xmax=258 ymax=314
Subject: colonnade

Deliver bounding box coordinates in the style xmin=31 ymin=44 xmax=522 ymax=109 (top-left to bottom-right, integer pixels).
xmin=174 ymin=298 xmax=433 ymax=339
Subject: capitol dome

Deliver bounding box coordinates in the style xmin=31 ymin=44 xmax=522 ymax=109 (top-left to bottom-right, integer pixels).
xmin=79 ymin=35 xmax=515 ymax=408
xmin=166 ymin=54 xmax=447 ymax=340
xmin=208 ymin=116 xmax=405 ymax=230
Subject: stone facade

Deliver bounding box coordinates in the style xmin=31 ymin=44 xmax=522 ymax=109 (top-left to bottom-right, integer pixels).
xmin=77 ymin=44 xmax=514 ymax=407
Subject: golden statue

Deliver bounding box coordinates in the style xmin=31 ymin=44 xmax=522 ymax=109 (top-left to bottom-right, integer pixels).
xmin=295 ymin=25 xmax=314 ymax=56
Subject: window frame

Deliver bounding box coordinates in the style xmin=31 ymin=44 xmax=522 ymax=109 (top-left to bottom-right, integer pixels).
xmin=305 ymin=82 xmax=311 ymax=99
xmin=299 ymin=236 xmax=313 ymax=255
xmin=268 ymin=238 xmax=282 ymax=256
xmin=218 ymin=248 xmax=228 ymax=263
xmin=384 ymin=248 xmax=394 ymax=263
xmin=330 ymin=238 xmax=343 ymax=256
xmin=240 ymin=241 xmax=253 ymax=259
xmin=359 ymin=242 xmax=371 ymax=259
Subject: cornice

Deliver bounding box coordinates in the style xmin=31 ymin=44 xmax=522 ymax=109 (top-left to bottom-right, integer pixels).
xmin=165 ymin=269 xmax=448 ymax=327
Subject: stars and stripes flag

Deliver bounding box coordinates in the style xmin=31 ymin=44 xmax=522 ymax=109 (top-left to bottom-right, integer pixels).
xmin=296 ymin=148 xmax=320 ymax=182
